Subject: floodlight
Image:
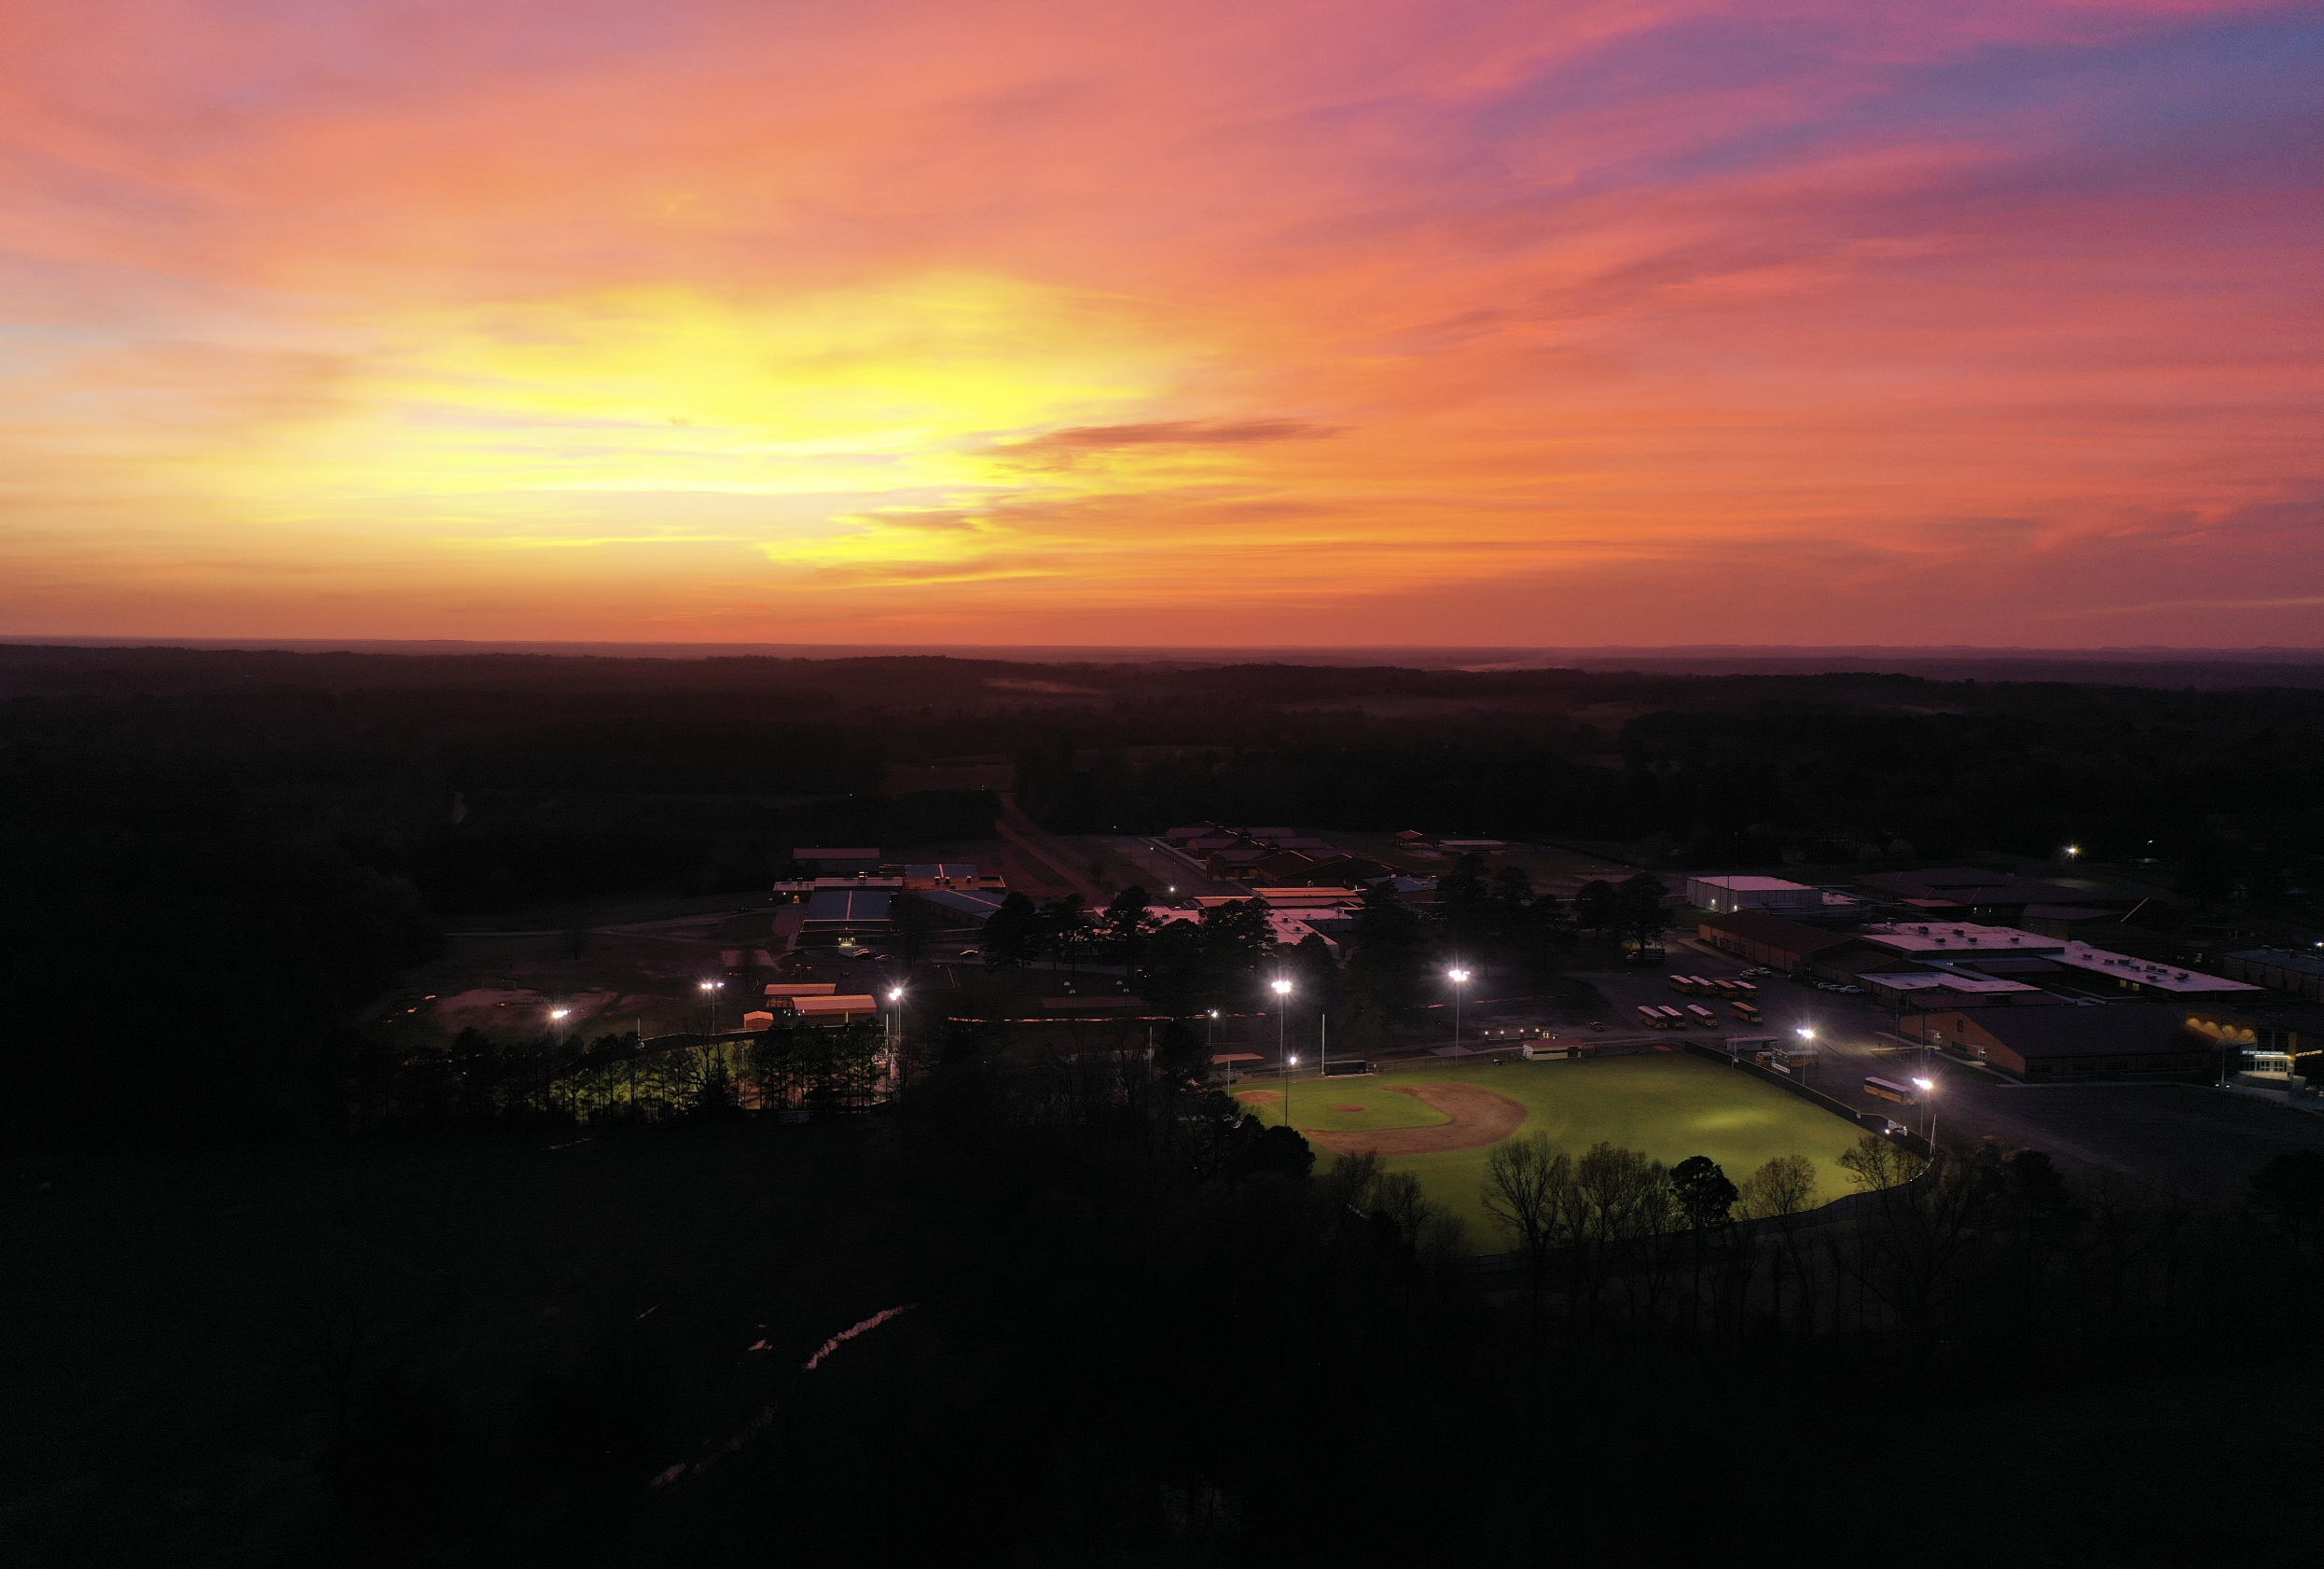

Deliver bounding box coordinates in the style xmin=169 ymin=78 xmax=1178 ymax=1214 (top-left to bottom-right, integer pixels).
xmin=1913 ymin=1077 xmax=1933 ymax=1090
xmin=1271 ymin=979 xmax=1292 ymax=995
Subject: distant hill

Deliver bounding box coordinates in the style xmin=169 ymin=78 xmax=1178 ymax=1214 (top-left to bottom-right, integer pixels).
xmin=6 ymin=637 xmax=2324 ymax=689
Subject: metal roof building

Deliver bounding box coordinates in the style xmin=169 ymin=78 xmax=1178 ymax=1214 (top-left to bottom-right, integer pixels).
xmin=801 ymin=889 xmax=894 ymax=932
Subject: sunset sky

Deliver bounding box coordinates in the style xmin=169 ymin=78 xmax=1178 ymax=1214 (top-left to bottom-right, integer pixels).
xmin=3 ymin=1 xmax=2319 ymax=646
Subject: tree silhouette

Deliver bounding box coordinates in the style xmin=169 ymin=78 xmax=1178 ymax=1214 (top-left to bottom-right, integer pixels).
xmin=1670 ymin=1155 xmax=1739 ymax=1229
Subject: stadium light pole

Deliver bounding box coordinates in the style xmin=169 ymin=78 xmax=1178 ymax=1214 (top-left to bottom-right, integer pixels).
xmin=1914 ymin=1076 xmax=1938 ymax=1147
xmin=1447 ymin=967 xmax=1471 ymax=1051
xmin=1271 ymin=978 xmax=1293 ymax=1069
xmin=1795 ymin=1024 xmax=1814 ymax=1087
xmin=887 ymin=986 xmax=905 ymax=1091
xmin=699 ymin=979 xmax=723 ymax=1035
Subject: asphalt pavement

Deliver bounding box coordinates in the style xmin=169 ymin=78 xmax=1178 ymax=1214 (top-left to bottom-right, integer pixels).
xmin=1600 ymin=938 xmax=2324 ymax=1196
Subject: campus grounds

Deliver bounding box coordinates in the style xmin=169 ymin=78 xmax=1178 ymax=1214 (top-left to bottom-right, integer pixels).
xmin=1232 ymin=1051 xmax=1867 ymax=1249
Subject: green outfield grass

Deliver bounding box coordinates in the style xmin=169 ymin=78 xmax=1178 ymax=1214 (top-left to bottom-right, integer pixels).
xmin=1232 ymin=1053 xmax=1865 ymax=1252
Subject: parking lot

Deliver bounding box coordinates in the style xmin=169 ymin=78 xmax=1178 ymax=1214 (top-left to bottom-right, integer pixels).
xmin=1596 ymin=939 xmax=2324 ymax=1198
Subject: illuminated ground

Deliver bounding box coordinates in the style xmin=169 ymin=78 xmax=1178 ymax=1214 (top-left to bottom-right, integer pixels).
xmin=1231 ymin=1053 xmax=1867 ymax=1251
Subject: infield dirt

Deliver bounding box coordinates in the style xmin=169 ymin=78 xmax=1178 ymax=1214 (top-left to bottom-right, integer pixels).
xmin=1307 ymin=1084 xmax=1527 ymax=1156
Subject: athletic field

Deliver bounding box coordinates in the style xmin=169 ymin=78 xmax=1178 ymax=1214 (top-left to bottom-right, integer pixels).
xmin=1231 ymin=1053 xmax=1865 ymax=1250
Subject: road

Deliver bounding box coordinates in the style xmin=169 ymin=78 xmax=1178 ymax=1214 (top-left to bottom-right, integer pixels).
xmin=995 ymin=793 xmax=1110 ymax=904
xmin=1100 ymin=836 xmax=1253 ymax=899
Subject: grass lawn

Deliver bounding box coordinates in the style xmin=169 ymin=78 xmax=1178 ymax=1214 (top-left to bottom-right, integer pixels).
xmin=1231 ymin=1053 xmax=1866 ymax=1251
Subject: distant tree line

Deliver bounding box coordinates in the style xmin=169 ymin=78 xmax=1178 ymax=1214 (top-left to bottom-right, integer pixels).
xmin=322 ymin=1021 xmax=890 ymax=1135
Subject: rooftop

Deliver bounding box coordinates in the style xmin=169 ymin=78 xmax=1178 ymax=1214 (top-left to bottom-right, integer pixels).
xmin=1250 ymin=887 xmax=1365 ymax=906
xmin=1856 ymin=868 xmax=2096 ymax=905
xmin=1860 ymin=970 xmax=2044 ymax=994
xmin=1859 ymin=922 xmax=2062 ymax=954
xmin=920 ymin=888 xmax=1005 ymax=919
xmin=2048 ymin=943 xmax=2263 ymax=993
xmin=803 ymin=889 xmax=894 ymax=922
xmin=2227 ymin=948 xmax=2324 ymax=979
xmin=1690 ymin=875 xmax=1815 ymax=892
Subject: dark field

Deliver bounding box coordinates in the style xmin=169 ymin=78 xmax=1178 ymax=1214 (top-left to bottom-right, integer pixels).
xmin=7 ymin=1123 xmax=904 ymax=1566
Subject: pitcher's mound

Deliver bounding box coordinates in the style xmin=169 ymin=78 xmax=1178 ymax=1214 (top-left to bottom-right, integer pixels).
xmin=1309 ymin=1084 xmax=1527 ymax=1156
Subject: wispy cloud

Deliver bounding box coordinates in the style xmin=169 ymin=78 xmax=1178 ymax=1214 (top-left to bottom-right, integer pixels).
xmin=0 ymin=0 xmax=2317 ymax=644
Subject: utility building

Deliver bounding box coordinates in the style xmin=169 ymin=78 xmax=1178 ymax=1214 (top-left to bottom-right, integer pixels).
xmin=1685 ymin=875 xmax=1821 ymax=914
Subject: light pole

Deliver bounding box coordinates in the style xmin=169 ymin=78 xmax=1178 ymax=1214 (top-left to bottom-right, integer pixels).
xmin=1446 ymin=967 xmax=1471 ymax=1051
xmin=1914 ymin=1076 xmax=1938 ymax=1147
xmin=549 ymin=1007 xmax=570 ymax=1047
xmin=1271 ymin=978 xmax=1293 ymax=1070
xmin=1794 ymin=1024 xmax=1814 ymax=1086
xmin=887 ymin=986 xmax=905 ymax=1092
xmin=699 ymin=979 xmax=723 ymax=1036
xmin=1285 ymin=1052 xmax=1298 ymax=1129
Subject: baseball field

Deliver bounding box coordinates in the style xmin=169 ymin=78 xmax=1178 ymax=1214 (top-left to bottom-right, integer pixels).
xmin=1231 ymin=1051 xmax=1867 ymax=1249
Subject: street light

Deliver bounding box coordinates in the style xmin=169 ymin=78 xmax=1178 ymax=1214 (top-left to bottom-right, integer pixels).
xmin=1914 ymin=1076 xmax=1938 ymax=1146
xmin=699 ymin=979 xmax=724 ymax=1035
xmin=1447 ymin=967 xmax=1471 ymax=1051
xmin=1271 ymin=978 xmax=1293 ymax=1071
xmin=1795 ymin=1024 xmax=1815 ymax=1086
xmin=549 ymin=1007 xmax=570 ymax=1048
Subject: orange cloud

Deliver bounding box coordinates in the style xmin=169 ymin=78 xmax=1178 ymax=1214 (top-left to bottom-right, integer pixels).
xmin=0 ymin=0 xmax=2317 ymax=645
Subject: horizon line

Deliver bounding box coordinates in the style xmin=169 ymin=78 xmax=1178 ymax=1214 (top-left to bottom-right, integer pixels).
xmin=6 ymin=634 xmax=2324 ymax=661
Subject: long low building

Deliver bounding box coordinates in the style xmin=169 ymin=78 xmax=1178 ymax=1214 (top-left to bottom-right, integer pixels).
xmin=2220 ymin=948 xmax=2324 ymax=1003
xmin=1854 ymin=968 xmax=2059 ymax=1009
xmin=1696 ymin=910 xmax=1858 ymax=971
xmin=1911 ymin=1003 xmax=2215 ymax=1080
xmin=2041 ymin=942 xmax=2264 ymax=998
xmin=800 ymin=889 xmax=893 ymax=934
xmin=792 ymin=993 xmax=880 ymax=1022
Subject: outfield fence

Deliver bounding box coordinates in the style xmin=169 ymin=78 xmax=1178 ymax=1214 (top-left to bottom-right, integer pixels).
xmin=1678 ymin=1039 xmax=1933 ymax=1159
